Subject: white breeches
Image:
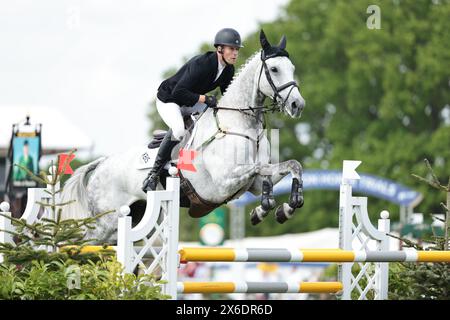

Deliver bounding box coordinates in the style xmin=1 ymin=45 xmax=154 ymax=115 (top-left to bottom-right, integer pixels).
xmin=156 ymin=98 xmax=207 ymax=141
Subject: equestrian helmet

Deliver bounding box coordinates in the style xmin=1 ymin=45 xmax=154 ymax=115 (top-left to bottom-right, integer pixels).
xmin=214 ymin=28 xmax=243 ymax=48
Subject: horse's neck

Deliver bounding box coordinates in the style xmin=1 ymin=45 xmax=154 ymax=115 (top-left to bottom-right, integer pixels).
xmin=188 ymin=53 xmax=265 ymax=149
xmin=219 ymin=53 xmax=264 ymax=111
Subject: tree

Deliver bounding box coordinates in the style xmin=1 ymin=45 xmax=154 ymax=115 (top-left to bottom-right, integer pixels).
xmin=144 ymin=0 xmax=450 ymax=238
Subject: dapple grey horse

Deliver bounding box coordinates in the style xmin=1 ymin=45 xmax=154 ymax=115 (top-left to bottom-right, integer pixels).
xmin=60 ymin=30 xmax=306 ymax=242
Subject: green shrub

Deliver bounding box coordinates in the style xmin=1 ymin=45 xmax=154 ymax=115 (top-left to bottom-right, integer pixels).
xmin=0 ymin=256 xmax=169 ymax=300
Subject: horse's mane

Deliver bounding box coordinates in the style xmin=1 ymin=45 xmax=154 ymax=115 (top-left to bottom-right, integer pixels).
xmin=222 ymin=50 xmax=261 ymax=96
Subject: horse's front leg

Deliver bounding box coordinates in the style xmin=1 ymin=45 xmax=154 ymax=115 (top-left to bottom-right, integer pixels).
xmin=248 ymin=175 xmax=277 ymax=225
xmin=248 ymin=160 xmax=304 ymax=224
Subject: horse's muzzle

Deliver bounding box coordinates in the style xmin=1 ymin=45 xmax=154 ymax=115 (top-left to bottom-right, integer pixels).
xmin=291 ymin=99 xmax=305 ymax=117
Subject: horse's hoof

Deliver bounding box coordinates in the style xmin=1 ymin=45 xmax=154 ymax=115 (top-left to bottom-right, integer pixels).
xmin=275 ymin=203 xmax=295 ymax=224
xmin=250 ymin=212 xmax=262 ymax=225
xmin=250 ymin=206 xmax=268 ymax=226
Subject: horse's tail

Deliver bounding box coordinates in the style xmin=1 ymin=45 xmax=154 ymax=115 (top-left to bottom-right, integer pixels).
xmin=60 ymin=157 xmax=106 ymax=220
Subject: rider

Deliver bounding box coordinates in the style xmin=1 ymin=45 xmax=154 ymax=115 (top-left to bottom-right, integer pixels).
xmin=142 ymin=28 xmax=243 ymax=192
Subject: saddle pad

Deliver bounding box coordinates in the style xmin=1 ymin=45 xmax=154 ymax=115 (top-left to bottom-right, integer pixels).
xmin=136 ymin=146 xmax=172 ymax=170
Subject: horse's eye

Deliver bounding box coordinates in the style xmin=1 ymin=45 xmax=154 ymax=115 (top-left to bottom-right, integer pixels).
xmin=270 ymin=67 xmax=278 ymax=73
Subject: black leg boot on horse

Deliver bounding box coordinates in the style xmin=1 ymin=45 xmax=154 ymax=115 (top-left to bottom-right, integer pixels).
xmin=142 ymin=129 xmax=180 ymax=192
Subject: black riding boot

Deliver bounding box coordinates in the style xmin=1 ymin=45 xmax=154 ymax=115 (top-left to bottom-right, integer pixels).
xmin=142 ymin=130 xmax=179 ymax=192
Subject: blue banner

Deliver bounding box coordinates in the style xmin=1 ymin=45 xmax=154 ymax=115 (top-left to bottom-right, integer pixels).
xmin=230 ymin=170 xmax=422 ymax=208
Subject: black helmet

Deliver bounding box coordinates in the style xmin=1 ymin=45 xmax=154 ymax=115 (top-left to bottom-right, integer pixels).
xmin=214 ymin=28 xmax=243 ymax=48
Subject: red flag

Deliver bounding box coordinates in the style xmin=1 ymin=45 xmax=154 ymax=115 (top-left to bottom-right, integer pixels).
xmin=177 ymin=148 xmax=197 ymax=172
xmin=58 ymin=154 xmax=75 ymax=175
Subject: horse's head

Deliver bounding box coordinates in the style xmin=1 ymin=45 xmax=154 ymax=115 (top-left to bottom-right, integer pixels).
xmin=257 ymin=30 xmax=305 ymax=118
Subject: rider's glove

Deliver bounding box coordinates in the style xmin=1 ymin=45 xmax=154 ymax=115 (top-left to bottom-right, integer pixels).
xmin=204 ymin=95 xmax=218 ymax=109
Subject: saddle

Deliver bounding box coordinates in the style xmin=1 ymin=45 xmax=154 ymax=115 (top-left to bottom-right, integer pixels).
xmin=146 ymin=112 xmax=221 ymax=218
xmin=146 ymin=115 xmax=195 ymax=150
xmin=147 ymin=130 xmax=167 ymax=149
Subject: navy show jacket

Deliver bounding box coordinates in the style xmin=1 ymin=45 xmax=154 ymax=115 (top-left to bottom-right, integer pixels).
xmin=157 ymin=51 xmax=235 ymax=107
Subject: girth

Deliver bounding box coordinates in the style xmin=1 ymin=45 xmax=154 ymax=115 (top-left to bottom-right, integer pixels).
xmin=178 ymin=169 xmax=242 ymax=218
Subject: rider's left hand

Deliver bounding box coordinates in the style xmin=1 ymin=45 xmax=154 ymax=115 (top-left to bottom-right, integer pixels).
xmin=205 ymin=95 xmax=218 ymax=108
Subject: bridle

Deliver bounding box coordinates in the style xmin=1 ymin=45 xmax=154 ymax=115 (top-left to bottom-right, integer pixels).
xmin=215 ymin=51 xmax=299 ymax=115
xmin=257 ymin=50 xmax=298 ymax=112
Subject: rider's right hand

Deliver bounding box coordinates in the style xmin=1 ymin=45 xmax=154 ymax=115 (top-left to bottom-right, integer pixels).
xmin=204 ymin=95 xmax=218 ymax=108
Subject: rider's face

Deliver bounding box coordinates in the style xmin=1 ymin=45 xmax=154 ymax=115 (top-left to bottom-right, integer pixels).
xmin=220 ymin=46 xmax=239 ymax=65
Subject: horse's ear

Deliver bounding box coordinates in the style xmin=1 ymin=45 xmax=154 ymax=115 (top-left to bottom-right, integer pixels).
xmin=278 ymin=35 xmax=286 ymax=50
xmin=259 ymin=29 xmax=271 ymax=51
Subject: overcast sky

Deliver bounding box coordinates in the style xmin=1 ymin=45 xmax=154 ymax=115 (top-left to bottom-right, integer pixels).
xmin=0 ymin=0 xmax=289 ymax=158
